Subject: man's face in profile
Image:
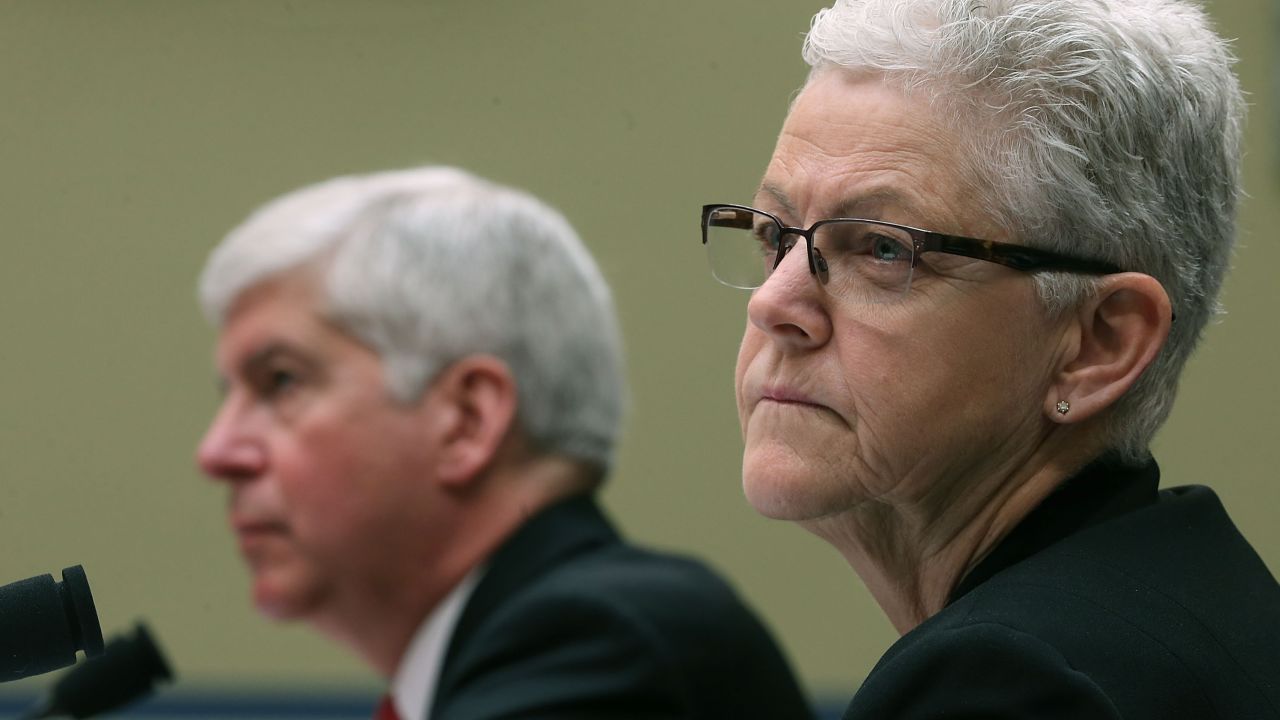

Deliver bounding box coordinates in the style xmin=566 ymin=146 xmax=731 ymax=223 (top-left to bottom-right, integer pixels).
xmin=196 ymin=271 xmax=442 ymax=623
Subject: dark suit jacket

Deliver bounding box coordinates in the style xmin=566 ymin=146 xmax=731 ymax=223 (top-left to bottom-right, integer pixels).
xmin=839 ymin=453 xmax=1280 ymax=717
xmin=844 ymin=454 xmax=1280 ymax=719
xmin=430 ymin=494 xmax=814 ymax=720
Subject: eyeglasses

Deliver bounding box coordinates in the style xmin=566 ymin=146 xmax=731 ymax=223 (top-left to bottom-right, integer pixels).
xmin=700 ymin=203 xmax=1123 ymax=303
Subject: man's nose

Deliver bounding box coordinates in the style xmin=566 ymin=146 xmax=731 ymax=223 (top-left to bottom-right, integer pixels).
xmin=195 ymin=399 xmax=266 ymax=482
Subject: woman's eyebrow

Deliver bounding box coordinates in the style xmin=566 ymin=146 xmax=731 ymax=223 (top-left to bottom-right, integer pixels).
xmin=755 ymin=182 xmax=928 ymax=225
xmin=831 ymin=189 xmax=921 ymax=222
xmin=753 ymin=182 xmax=799 ymax=219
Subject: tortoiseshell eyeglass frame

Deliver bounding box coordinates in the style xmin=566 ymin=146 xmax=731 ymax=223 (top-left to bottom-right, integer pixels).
xmin=700 ymin=203 xmax=1124 ymax=281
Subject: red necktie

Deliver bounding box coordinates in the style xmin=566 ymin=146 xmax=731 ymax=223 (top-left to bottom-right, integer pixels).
xmin=374 ymin=695 xmax=402 ymax=720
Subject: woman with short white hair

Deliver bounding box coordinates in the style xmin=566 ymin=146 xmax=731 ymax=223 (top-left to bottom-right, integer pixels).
xmin=701 ymin=0 xmax=1279 ymax=716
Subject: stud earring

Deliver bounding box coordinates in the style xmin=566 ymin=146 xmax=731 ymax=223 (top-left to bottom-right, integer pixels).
xmin=1055 ymin=400 xmax=1070 ymax=415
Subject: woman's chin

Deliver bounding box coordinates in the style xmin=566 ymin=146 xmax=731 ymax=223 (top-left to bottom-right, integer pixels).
xmin=742 ymin=446 xmax=835 ymax=521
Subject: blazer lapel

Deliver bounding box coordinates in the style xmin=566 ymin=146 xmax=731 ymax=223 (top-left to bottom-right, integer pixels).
xmin=433 ymin=493 xmax=619 ymax=707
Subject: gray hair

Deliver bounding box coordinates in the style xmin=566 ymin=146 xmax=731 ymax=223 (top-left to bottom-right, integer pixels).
xmin=199 ymin=166 xmax=626 ymax=471
xmin=803 ymin=0 xmax=1244 ymax=462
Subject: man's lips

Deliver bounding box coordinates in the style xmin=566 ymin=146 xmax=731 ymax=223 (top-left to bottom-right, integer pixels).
xmin=230 ymin=517 xmax=288 ymax=538
xmin=231 ymin=520 xmax=289 ymax=562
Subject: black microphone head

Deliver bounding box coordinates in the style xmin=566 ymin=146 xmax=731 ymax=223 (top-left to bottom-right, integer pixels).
xmin=0 ymin=566 xmax=105 ymax=683
xmin=57 ymin=567 xmax=104 ymax=659
xmin=34 ymin=622 xmax=174 ymax=719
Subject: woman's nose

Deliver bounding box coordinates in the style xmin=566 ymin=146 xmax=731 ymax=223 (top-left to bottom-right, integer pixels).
xmin=746 ymin=242 xmax=833 ymax=354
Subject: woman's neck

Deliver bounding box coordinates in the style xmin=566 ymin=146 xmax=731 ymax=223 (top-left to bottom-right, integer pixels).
xmin=802 ymin=446 xmax=1089 ymax=634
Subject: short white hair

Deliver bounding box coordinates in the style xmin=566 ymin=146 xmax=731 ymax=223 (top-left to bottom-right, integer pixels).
xmin=199 ymin=166 xmax=626 ymax=471
xmin=803 ymin=0 xmax=1244 ymax=463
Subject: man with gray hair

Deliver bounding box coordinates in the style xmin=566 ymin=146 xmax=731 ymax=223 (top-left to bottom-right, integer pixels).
xmin=196 ymin=166 xmax=812 ymax=720
xmin=701 ymin=0 xmax=1278 ymax=717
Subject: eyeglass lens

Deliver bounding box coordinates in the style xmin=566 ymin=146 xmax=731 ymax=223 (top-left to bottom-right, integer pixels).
xmin=704 ymin=206 xmax=916 ymax=303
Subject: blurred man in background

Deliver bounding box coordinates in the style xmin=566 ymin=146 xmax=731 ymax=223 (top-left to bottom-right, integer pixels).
xmin=195 ymin=166 xmax=812 ymax=720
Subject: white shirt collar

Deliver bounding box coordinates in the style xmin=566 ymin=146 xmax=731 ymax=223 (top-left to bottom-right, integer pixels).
xmin=390 ymin=566 xmax=485 ymax=720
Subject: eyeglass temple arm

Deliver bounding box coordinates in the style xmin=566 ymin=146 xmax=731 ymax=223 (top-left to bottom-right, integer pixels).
xmin=924 ymin=233 xmax=1123 ymax=275
xmin=702 ymin=205 xmax=755 ymax=233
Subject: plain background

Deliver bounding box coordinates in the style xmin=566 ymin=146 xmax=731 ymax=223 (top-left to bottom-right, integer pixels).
xmin=1 ymin=0 xmax=1274 ymax=702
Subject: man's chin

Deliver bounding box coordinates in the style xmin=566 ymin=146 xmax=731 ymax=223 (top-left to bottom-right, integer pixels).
xmin=254 ymin=598 xmax=300 ymax=621
xmin=251 ymin=576 xmax=318 ymax=621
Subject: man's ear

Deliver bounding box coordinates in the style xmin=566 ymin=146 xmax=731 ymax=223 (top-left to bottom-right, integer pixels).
xmin=424 ymin=355 xmax=520 ymax=488
xmin=1047 ymin=273 xmax=1172 ymax=424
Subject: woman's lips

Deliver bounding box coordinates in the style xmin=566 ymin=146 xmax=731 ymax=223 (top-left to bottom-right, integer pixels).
xmin=761 ymin=385 xmax=826 ymax=409
xmin=754 ymin=384 xmax=851 ymax=429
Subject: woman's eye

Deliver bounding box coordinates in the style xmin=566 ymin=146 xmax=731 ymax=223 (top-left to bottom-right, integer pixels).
xmin=870 ymin=235 xmax=907 ymax=262
xmin=753 ymin=225 xmax=779 ymax=252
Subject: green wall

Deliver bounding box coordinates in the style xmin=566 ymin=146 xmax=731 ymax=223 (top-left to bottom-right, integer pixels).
xmin=1 ymin=0 xmax=1274 ymax=700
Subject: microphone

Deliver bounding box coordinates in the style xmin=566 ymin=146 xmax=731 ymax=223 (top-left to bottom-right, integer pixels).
xmin=0 ymin=566 xmax=105 ymax=683
xmin=21 ymin=623 xmax=174 ymax=719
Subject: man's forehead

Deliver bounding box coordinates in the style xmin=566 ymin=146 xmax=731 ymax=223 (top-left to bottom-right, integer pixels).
xmin=223 ymin=270 xmax=322 ymax=322
xmin=215 ymin=279 xmax=324 ymax=364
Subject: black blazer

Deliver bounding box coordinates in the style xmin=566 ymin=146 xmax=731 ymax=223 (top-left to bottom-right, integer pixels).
xmin=431 ymin=494 xmax=814 ymax=720
xmin=844 ymin=455 xmax=1280 ymax=719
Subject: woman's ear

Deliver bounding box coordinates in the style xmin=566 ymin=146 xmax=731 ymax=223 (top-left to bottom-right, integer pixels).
xmin=1046 ymin=273 xmax=1172 ymax=424
xmin=424 ymin=355 xmax=520 ymax=488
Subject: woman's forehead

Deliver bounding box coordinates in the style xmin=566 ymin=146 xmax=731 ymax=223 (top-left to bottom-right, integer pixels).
xmin=764 ymin=75 xmax=1003 ymax=239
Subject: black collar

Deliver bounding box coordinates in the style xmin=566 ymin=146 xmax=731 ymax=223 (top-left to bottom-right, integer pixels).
xmin=949 ymin=453 xmax=1161 ymax=604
